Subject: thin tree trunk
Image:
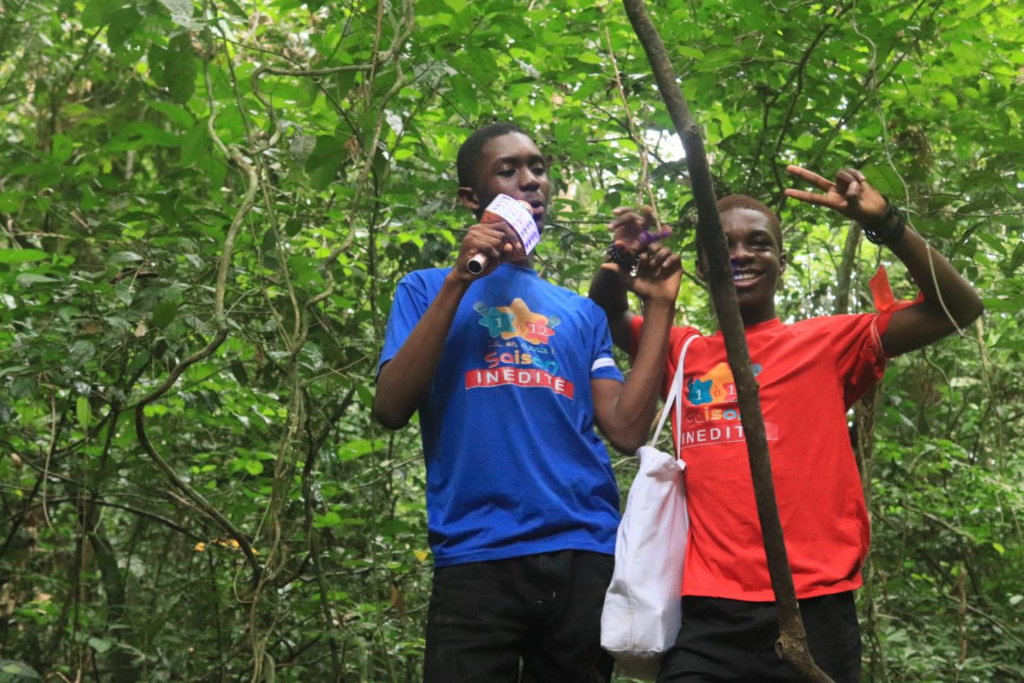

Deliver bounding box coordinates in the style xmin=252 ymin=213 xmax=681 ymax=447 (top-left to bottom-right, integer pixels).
xmin=621 ymin=1 xmax=834 ymax=680
xmin=834 ymin=224 xmax=862 ymax=316
xmin=833 ymin=226 xmax=890 ymax=680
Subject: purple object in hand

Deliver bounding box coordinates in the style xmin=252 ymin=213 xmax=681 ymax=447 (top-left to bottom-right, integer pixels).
xmin=639 ymin=228 xmax=672 ymax=246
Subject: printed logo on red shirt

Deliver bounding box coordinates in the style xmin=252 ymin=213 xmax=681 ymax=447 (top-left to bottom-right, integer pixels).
xmin=682 ymin=362 xmax=777 ymax=446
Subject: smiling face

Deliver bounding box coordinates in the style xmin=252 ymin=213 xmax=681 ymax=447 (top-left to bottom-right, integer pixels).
xmin=697 ymin=207 xmax=787 ymax=326
xmin=457 ymin=132 xmax=550 ymax=235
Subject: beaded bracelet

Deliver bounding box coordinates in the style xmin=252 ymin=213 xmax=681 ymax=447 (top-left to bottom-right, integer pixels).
xmin=861 ymin=197 xmax=907 ymax=245
xmin=606 ymin=243 xmax=639 ymax=270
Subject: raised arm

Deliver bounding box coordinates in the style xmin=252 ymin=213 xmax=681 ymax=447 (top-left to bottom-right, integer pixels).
xmin=587 ymin=206 xmax=669 ymax=352
xmin=785 ymin=165 xmax=984 ymax=357
xmin=373 ymin=224 xmax=512 ymax=429
xmin=592 ymin=244 xmax=681 ymax=454
xmin=589 ymin=265 xmax=636 ymax=352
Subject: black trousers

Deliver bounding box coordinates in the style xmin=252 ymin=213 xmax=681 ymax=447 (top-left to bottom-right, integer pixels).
xmin=423 ymin=550 xmax=614 ymax=683
xmin=658 ymin=591 xmax=862 ymax=683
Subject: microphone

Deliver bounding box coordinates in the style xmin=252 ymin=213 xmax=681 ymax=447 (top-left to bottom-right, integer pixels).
xmin=467 ymin=195 xmax=539 ymax=275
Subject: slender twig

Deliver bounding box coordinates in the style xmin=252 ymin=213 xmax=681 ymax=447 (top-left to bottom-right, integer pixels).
xmin=40 ymin=392 xmax=60 ymax=529
xmin=749 ymin=6 xmax=849 ymax=186
xmin=604 ymin=24 xmax=661 ymax=225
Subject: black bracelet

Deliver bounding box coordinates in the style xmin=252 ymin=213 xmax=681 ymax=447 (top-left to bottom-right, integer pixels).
xmin=607 ymin=243 xmax=639 ymax=270
xmin=861 ymin=197 xmax=907 ymax=245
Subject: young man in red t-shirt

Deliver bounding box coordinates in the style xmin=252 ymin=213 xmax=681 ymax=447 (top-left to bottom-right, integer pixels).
xmin=589 ymin=165 xmax=983 ymax=682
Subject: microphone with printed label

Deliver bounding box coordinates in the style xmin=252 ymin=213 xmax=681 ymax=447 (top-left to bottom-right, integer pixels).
xmin=467 ymin=195 xmax=540 ymax=275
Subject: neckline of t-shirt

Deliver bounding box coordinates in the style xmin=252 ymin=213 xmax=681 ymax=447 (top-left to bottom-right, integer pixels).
xmin=711 ymin=318 xmax=783 ymax=337
xmin=498 ymin=261 xmax=538 ymax=275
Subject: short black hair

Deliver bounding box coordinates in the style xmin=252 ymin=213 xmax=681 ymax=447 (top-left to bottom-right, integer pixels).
xmin=457 ymin=122 xmax=530 ymax=188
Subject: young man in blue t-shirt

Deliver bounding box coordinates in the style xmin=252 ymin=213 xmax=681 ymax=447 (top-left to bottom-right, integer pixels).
xmin=374 ymin=122 xmax=682 ymax=682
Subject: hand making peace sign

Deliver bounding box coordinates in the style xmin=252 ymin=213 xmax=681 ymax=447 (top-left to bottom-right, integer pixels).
xmin=784 ymin=165 xmax=890 ymax=226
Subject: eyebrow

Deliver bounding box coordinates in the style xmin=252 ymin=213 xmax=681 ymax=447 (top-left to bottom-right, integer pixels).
xmin=492 ymin=154 xmax=547 ymax=167
xmin=750 ymin=228 xmax=781 ymax=247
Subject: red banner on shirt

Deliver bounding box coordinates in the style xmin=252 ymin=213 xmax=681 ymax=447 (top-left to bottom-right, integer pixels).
xmin=465 ymin=367 xmax=575 ymax=400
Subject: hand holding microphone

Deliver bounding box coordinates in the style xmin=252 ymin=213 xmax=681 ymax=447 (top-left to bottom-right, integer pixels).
xmin=466 ymin=195 xmax=540 ymax=276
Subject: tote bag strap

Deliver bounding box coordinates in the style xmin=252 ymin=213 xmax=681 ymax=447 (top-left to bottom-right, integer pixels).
xmin=650 ymin=334 xmax=699 ymax=449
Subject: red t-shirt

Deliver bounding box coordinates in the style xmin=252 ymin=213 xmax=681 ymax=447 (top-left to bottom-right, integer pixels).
xmin=629 ymin=313 xmax=891 ymax=601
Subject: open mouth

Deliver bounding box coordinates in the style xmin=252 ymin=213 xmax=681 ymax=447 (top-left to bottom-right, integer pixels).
xmin=732 ymin=271 xmax=760 ymax=284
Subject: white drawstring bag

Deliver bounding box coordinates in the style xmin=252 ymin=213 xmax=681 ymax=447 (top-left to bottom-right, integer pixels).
xmin=601 ymin=335 xmax=698 ymax=680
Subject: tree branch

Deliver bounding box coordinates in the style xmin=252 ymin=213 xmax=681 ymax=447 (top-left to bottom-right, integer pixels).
xmin=621 ymin=1 xmax=834 ymax=680
xmin=131 ymin=45 xmax=265 ymax=586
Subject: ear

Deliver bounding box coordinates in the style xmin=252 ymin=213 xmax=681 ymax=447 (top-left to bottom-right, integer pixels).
xmin=779 ymin=250 xmax=788 ymax=275
xmin=457 ymin=186 xmax=481 ymax=213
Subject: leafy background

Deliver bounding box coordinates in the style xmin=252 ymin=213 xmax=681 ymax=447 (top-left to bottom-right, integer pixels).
xmin=1 ymin=0 xmax=1022 ymax=680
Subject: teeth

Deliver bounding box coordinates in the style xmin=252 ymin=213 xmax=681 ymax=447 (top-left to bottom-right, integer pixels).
xmin=733 ymin=272 xmax=758 ymax=282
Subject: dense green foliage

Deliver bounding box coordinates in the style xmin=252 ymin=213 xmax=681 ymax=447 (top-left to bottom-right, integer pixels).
xmin=1 ymin=0 xmax=1022 ymax=680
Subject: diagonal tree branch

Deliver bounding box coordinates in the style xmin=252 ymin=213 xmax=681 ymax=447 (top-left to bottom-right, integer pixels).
xmin=132 ymin=44 xmax=264 ymax=586
xmin=621 ymin=1 xmax=834 ymax=680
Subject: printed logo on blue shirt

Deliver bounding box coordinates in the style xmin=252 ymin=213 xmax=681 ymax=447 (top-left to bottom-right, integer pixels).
xmin=466 ymin=299 xmax=574 ymax=399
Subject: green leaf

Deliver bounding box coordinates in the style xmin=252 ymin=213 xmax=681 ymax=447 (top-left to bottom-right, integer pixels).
xmin=15 ymin=273 xmax=60 ymax=286
xmin=0 ymin=659 xmax=41 ymax=679
xmin=860 ymin=164 xmax=905 ymax=197
xmin=338 ymin=439 xmax=379 ymax=461
xmin=450 ymin=75 xmax=479 ymax=117
xmin=1008 ymin=242 xmax=1024 ymax=273
xmin=152 ymin=300 xmax=178 ymax=329
xmin=148 ymin=100 xmax=194 ymax=128
xmin=0 ymin=192 xmax=24 ymax=213
xmin=305 ymin=135 xmax=350 ymax=190
xmin=87 ymin=637 xmax=112 ymax=654
xmin=157 ymin=0 xmax=195 ymax=25
xmin=792 ymin=134 xmax=814 ymax=150
xmin=51 ymin=134 xmax=73 ymax=162
xmin=218 ymin=0 xmax=247 ymax=16
xmin=0 ymin=366 xmax=29 ymax=379
xmin=105 ymin=122 xmax=182 ymax=152
xmin=993 ymin=542 xmax=1006 ymax=556
xmin=107 ymin=7 xmax=142 ymax=49
xmin=81 ymin=0 xmax=119 ymax=28
xmin=165 ymin=35 xmax=197 ymax=104
xmin=314 ymin=511 xmax=342 ymax=528
xmin=180 ymin=122 xmax=209 ymax=166
xmin=0 ymin=249 xmax=48 ymax=264
xmin=109 ymin=251 xmax=144 ymax=264
xmin=76 ymin=396 xmax=91 ymax=431
xmin=148 ymin=43 xmax=168 ymax=84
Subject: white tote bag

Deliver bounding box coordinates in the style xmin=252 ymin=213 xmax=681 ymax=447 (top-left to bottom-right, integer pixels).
xmin=601 ymin=335 xmax=698 ymax=680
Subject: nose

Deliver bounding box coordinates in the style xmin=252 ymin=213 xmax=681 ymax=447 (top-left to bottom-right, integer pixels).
xmin=520 ymin=165 xmax=540 ymax=192
xmin=729 ymin=242 xmax=754 ymax=265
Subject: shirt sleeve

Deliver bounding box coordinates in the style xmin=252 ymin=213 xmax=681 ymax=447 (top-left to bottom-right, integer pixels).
xmin=376 ymin=273 xmax=430 ymax=378
xmin=589 ymin=303 xmax=625 ymax=383
xmin=628 ymin=314 xmax=645 ymax=361
xmin=630 ymin=315 xmax=704 ymax=400
xmin=829 ymin=313 xmax=891 ymax=408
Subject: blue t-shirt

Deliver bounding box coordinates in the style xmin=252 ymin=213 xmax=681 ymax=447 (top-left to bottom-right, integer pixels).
xmin=377 ymin=263 xmax=625 ymax=566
